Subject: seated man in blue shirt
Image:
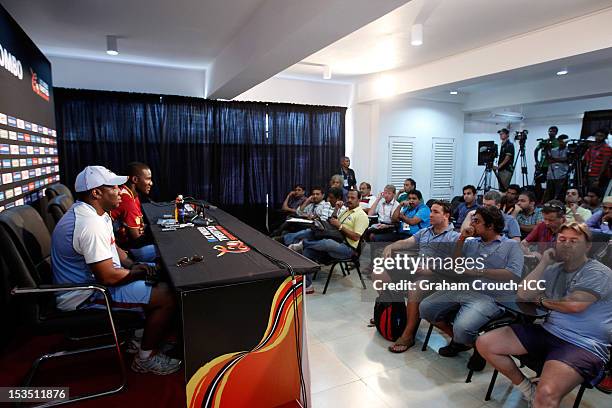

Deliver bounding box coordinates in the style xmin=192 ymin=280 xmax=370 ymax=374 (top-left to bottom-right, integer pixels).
xmin=460 ymin=190 xmax=521 ymax=241
xmin=52 ymin=166 xmax=180 ymax=375
xmin=586 ymin=195 xmax=612 ymax=234
xmin=419 ymin=206 xmax=523 ymax=370
xmin=477 ymin=222 xmax=612 ymax=407
xmin=453 ymin=184 xmax=480 ymax=229
xmin=392 ymin=189 xmax=431 ymax=239
xmin=381 ymin=200 xmax=460 ymax=352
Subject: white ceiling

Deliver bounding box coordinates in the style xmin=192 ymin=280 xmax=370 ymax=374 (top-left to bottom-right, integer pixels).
xmin=285 ymin=0 xmax=612 ymax=80
xmin=0 ymin=0 xmax=266 ymax=69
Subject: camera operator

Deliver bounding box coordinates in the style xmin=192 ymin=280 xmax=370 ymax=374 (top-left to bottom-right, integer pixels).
xmin=534 ymin=126 xmax=559 ymax=184
xmin=543 ymin=134 xmax=569 ymax=201
xmin=494 ymin=128 xmax=515 ymax=192
xmin=583 ymin=129 xmax=612 ymax=191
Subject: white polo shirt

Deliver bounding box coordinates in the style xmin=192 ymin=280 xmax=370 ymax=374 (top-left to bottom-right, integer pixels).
xmin=51 ymin=201 xmax=121 ymax=310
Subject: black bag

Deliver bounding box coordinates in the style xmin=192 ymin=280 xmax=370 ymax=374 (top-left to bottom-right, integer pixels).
xmin=311 ymin=219 xmax=344 ymax=243
xmin=373 ymin=295 xmax=407 ymax=341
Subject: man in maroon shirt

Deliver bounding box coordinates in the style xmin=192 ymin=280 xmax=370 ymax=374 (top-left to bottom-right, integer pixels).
xmin=111 ymin=162 xmax=157 ymax=262
xmin=584 ymin=129 xmax=612 ymax=191
xmin=521 ymin=200 xmax=565 ymax=258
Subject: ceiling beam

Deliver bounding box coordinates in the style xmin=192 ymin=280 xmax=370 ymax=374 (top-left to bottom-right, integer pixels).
xmin=206 ymin=0 xmax=411 ymax=99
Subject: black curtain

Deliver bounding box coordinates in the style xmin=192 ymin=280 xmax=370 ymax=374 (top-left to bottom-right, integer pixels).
xmin=267 ymin=103 xmax=346 ymax=207
xmin=580 ymin=110 xmax=612 ymax=138
xmin=54 ymin=88 xmax=345 ymax=231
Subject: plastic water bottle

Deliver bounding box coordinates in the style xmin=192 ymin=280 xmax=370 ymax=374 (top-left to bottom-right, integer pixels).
xmin=175 ymin=195 xmax=185 ymax=223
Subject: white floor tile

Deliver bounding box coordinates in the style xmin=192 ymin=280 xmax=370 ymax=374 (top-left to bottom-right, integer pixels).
xmin=311 ymin=380 xmax=390 ymax=408
xmin=308 ymin=342 xmax=359 ymax=393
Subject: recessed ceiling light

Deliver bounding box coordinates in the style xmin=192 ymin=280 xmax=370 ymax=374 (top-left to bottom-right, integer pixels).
xmin=106 ymin=35 xmax=119 ymax=56
xmin=450 ymin=91 xmax=458 ymax=95
xmin=411 ymin=24 xmax=423 ymax=46
xmin=556 ymin=69 xmax=568 ymax=76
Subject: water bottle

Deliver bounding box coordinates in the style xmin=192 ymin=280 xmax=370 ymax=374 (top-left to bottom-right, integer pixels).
xmin=175 ymin=195 xmax=185 ymax=223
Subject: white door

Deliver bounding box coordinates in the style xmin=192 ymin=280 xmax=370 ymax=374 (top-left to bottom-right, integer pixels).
xmin=387 ymin=137 xmax=414 ymax=191
xmin=430 ymin=138 xmax=456 ymax=200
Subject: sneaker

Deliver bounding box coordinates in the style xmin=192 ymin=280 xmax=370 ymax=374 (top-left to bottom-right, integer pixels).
xmin=305 ymin=285 xmax=315 ymax=294
xmin=127 ymin=337 xmax=177 ymax=355
xmin=438 ymin=341 xmax=472 ymax=357
xmin=467 ymin=349 xmax=486 ymax=371
xmin=131 ymin=352 xmax=182 ymax=375
xmin=288 ymin=242 xmax=304 ymax=254
xmin=596 ymin=372 xmax=612 ymax=394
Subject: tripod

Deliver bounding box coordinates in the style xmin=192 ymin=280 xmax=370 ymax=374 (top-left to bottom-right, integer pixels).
xmin=513 ymin=141 xmax=529 ymax=187
xmin=567 ymin=154 xmax=585 ymax=195
xmin=477 ymin=162 xmax=495 ymax=193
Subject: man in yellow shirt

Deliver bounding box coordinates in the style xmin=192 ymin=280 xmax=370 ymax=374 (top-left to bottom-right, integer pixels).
xmin=300 ymin=190 xmax=369 ymax=293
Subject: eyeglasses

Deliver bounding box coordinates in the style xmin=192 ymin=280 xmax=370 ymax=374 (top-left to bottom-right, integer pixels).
xmin=176 ymin=255 xmax=204 ymax=267
xmin=543 ymin=203 xmax=565 ymax=211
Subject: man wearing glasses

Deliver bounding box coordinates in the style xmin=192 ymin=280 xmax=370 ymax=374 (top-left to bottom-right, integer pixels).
xmin=521 ymin=200 xmax=566 ymax=257
xmin=419 ymin=206 xmax=523 ymax=371
xmin=477 ymin=223 xmax=612 ymax=407
xmin=51 ymin=166 xmax=181 ymax=375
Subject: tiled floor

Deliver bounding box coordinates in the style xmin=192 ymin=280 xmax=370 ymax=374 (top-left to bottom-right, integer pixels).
xmin=305 ymin=264 xmax=609 ymax=408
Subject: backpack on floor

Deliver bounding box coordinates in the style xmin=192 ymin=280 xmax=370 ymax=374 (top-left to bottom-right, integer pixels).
xmin=373 ymin=295 xmax=407 ymax=342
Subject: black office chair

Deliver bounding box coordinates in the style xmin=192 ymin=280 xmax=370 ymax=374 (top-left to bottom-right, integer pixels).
xmin=47 ymin=194 xmax=74 ymax=232
xmin=0 ymin=205 xmax=141 ymax=406
xmin=312 ymin=236 xmax=367 ymax=294
xmin=45 ymin=183 xmax=74 ymax=201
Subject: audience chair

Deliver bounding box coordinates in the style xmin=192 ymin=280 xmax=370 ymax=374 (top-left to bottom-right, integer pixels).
xmin=45 ymin=183 xmax=74 ymax=201
xmin=47 ymin=194 xmax=74 ymax=232
xmin=312 ymin=237 xmax=367 ymax=294
xmin=0 ymin=205 xmax=142 ymax=406
xmin=483 ymin=350 xmax=609 ymax=407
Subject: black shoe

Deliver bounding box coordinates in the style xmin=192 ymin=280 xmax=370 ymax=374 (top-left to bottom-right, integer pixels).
xmin=467 ymin=349 xmax=486 ymax=371
xmin=438 ymin=341 xmax=472 ymax=357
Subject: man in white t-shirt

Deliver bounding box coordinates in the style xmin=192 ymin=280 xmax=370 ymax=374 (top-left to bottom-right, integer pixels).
xmin=51 ymin=166 xmax=180 ymax=375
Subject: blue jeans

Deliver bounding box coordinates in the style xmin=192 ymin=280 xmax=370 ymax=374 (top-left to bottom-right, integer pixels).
xmin=129 ymin=244 xmax=158 ymax=263
xmin=283 ymin=229 xmax=314 ymax=245
xmin=419 ymin=290 xmax=503 ymax=345
xmin=302 ymin=239 xmax=354 ymax=287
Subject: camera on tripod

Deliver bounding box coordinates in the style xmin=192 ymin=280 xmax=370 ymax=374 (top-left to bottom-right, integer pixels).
xmin=566 ymin=139 xmax=590 ymax=160
xmin=514 ymin=130 xmax=528 ymax=145
xmin=477 ymin=141 xmax=498 ymax=167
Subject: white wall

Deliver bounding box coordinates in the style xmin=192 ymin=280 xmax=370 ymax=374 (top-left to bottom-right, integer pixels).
xmin=363 ymin=97 xmax=465 ymax=199
xmin=234 ymin=76 xmax=352 ymax=107
xmin=50 ymin=56 xmax=207 ymax=97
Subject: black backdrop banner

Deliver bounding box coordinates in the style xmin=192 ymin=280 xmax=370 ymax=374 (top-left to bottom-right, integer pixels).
xmin=580 ymin=109 xmax=612 ymax=138
xmin=53 ymin=88 xmax=346 ymax=230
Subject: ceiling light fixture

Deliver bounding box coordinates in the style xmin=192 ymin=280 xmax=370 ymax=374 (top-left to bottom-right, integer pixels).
xmin=323 ymin=65 xmax=332 ymax=80
xmin=556 ymin=69 xmax=568 ymax=76
xmin=450 ymin=91 xmax=458 ymax=95
xmin=411 ymin=24 xmax=423 ymax=46
xmin=106 ymin=35 xmax=119 ymax=56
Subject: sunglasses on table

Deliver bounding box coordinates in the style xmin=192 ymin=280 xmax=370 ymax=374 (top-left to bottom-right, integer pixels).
xmin=176 ymin=255 xmax=204 ymax=267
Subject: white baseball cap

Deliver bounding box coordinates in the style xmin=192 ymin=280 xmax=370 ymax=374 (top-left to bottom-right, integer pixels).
xmin=74 ymin=166 xmax=128 ymax=192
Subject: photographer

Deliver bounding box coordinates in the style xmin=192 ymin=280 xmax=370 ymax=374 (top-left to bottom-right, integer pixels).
xmin=534 ymin=126 xmax=560 ymax=183
xmin=583 ymin=129 xmax=612 ymax=191
xmin=543 ymin=134 xmax=569 ymax=201
xmin=494 ymin=128 xmax=515 ymax=191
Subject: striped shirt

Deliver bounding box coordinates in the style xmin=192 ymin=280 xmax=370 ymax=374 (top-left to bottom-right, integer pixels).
xmin=584 ymin=143 xmax=612 ymax=177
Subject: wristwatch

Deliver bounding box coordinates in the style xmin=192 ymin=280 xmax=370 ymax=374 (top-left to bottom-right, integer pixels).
xmin=538 ymin=296 xmax=547 ymax=308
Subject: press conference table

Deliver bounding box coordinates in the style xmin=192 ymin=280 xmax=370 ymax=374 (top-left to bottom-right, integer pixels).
xmin=142 ymin=202 xmax=319 ymax=408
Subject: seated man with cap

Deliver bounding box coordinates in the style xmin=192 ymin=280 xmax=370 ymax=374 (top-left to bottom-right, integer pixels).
xmin=51 ymin=165 xmax=181 ymax=375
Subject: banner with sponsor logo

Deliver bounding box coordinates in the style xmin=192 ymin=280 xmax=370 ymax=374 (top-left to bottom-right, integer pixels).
xmin=0 ymin=5 xmax=59 ymax=212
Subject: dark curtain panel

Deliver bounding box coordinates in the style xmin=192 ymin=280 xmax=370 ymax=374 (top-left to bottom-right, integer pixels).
xmin=54 ymin=88 xmax=345 ymax=231
xmin=267 ymin=103 xmax=346 ymax=207
xmin=580 ymin=110 xmax=612 ymax=138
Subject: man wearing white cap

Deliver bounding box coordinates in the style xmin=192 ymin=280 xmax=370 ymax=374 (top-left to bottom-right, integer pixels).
xmin=586 ymin=196 xmax=612 ymax=234
xmin=51 ymin=165 xmax=181 ymax=375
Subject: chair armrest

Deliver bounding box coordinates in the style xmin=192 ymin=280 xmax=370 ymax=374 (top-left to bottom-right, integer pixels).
xmin=12 ymin=283 xmax=108 ymax=296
